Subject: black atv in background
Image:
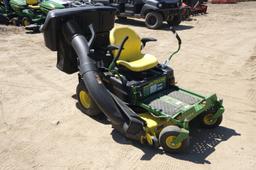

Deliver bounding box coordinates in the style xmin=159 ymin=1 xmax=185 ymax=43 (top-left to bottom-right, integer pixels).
xmin=95 ymin=0 xmax=183 ymax=29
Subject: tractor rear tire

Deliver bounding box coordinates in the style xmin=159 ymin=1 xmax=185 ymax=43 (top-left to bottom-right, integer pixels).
xmin=21 ymin=17 xmax=31 ymax=26
xmin=159 ymin=125 xmax=189 ymax=153
xmin=76 ymin=81 xmax=102 ymax=117
xmin=10 ymin=17 xmax=19 ymax=26
xmin=167 ymin=15 xmax=182 ymax=26
xmin=145 ymin=12 xmax=163 ymax=29
xmin=0 ymin=14 xmax=9 ymax=25
xmin=117 ymin=16 xmax=127 ymax=20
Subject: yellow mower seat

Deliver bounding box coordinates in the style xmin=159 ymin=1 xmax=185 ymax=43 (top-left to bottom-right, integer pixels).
xmin=28 ymin=5 xmax=40 ymax=9
xmin=109 ymin=26 xmax=158 ymax=72
xmin=26 ymin=0 xmax=38 ymax=5
xmin=26 ymin=0 xmax=40 ymax=9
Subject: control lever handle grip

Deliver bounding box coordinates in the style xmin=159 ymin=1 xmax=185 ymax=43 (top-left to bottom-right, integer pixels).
xmin=88 ymin=24 xmax=95 ymax=48
xmin=108 ymin=36 xmax=129 ymax=71
xmin=116 ymin=36 xmax=129 ymax=60
xmin=170 ymin=27 xmax=181 ymax=45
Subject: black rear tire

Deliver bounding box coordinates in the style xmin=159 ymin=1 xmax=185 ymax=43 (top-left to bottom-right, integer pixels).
xmin=10 ymin=17 xmax=19 ymax=26
xmin=145 ymin=12 xmax=163 ymax=29
xmin=167 ymin=15 xmax=182 ymax=26
xmin=198 ymin=112 xmax=223 ymax=129
xmin=21 ymin=17 xmax=31 ymax=26
xmin=117 ymin=16 xmax=127 ymax=20
xmin=0 ymin=14 xmax=9 ymax=25
xmin=159 ymin=125 xmax=190 ymax=153
xmin=181 ymin=7 xmax=191 ymax=20
xmin=76 ymin=81 xmax=101 ymax=117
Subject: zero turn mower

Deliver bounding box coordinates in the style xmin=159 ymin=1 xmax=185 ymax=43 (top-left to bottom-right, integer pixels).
xmin=41 ymin=6 xmax=224 ymax=153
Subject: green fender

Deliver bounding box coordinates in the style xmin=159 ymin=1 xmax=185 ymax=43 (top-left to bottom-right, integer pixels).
xmin=40 ymin=1 xmax=64 ymax=14
xmin=9 ymin=0 xmax=26 ymax=11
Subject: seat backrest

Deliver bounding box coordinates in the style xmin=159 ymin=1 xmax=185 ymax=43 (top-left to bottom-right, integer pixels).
xmin=109 ymin=26 xmax=142 ymax=62
xmin=26 ymin=0 xmax=38 ymax=5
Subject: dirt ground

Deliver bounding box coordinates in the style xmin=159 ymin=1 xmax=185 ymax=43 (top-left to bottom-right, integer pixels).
xmin=0 ymin=2 xmax=256 ymax=170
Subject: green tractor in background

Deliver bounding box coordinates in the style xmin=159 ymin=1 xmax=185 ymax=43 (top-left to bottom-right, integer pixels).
xmin=0 ymin=1 xmax=8 ymax=24
xmin=9 ymin=0 xmax=65 ymax=26
xmin=0 ymin=0 xmax=15 ymax=24
xmin=1 ymin=0 xmax=100 ymax=31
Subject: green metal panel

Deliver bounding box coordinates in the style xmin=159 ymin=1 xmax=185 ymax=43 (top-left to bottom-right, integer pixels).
xmin=138 ymin=86 xmax=224 ymax=130
xmin=40 ymin=1 xmax=64 ymax=14
xmin=143 ymin=76 xmax=166 ymax=98
xmin=172 ymin=128 xmax=189 ymax=145
xmin=10 ymin=0 xmax=26 ymax=13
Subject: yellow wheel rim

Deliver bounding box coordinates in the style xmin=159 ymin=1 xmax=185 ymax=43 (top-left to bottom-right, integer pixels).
xmin=11 ymin=19 xmax=16 ymax=25
xmin=79 ymin=90 xmax=92 ymax=109
xmin=146 ymin=133 xmax=153 ymax=145
xmin=23 ymin=19 xmax=30 ymax=26
xmin=165 ymin=136 xmax=182 ymax=149
xmin=203 ymin=114 xmax=217 ymax=125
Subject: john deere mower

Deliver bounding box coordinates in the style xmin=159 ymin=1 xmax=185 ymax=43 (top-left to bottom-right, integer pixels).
xmin=8 ymin=0 xmax=65 ymax=26
xmin=0 ymin=0 xmax=16 ymax=24
xmin=41 ymin=6 xmax=224 ymax=153
xmin=0 ymin=0 xmax=9 ymax=24
xmin=25 ymin=0 xmax=104 ymax=32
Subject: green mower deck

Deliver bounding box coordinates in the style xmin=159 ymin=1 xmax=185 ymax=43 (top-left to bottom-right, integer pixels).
xmin=140 ymin=87 xmax=224 ymax=128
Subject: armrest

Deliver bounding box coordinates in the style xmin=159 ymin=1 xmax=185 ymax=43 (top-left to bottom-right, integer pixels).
xmin=107 ymin=44 xmax=119 ymax=52
xmin=28 ymin=5 xmax=40 ymax=9
xmin=141 ymin=37 xmax=157 ymax=47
